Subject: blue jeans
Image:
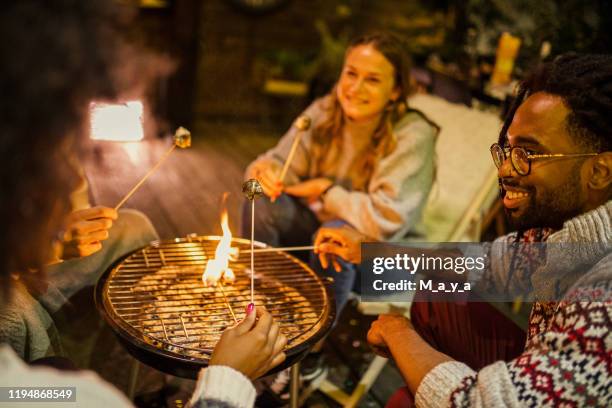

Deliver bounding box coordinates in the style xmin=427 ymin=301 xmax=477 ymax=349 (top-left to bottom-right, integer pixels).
xmin=241 ymin=196 xmax=358 ymax=317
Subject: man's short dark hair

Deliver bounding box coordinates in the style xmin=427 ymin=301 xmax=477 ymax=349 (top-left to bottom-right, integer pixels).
xmin=499 ymin=53 xmax=612 ymax=153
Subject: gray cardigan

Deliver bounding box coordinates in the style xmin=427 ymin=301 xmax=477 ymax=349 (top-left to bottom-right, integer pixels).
xmin=246 ymin=96 xmax=437 ymax=241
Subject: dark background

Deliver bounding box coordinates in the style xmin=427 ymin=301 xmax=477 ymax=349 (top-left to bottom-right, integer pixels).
xmin=132 ymin=0 xmax=612 ymax=134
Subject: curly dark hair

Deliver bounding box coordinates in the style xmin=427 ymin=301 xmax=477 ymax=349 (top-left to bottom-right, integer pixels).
xmin=499 ymin=53 xmax=612 ymax=153
xmin=0 ymin=0 xmax=142 ymax=298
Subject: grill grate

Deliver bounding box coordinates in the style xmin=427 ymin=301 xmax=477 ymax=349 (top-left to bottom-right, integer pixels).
xmin=101 ymin=236 xmax=330 ymax=361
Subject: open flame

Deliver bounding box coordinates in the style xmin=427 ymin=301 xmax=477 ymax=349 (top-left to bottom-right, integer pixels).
xmin=202 ymin=209 xmax=238 ymax=287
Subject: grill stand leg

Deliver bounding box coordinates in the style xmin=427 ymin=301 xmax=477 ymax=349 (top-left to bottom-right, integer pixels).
xmin=128 ymin=358 xmax=140 ymax=400
xmin=290 ymin=362 xmax=300 ymax=408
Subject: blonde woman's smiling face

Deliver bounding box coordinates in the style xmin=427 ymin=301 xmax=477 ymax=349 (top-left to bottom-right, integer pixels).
xmin=337 ymin=44 xmax=400 ymax=123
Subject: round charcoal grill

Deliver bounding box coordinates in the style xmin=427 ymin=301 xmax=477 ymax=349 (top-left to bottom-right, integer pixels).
xmin=95 ymin=235 xmax=335 ymax=379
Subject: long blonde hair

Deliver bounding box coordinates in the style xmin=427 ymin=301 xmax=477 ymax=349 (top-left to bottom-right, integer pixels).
xmin=311 ymin=32 xmax=413 ymax=191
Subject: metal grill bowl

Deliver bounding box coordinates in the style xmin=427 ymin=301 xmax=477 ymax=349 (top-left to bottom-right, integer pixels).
xmin=95 ymin=235 xmax=335 ymax=379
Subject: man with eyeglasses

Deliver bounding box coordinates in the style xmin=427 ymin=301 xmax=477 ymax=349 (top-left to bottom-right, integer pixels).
xmin=315 ymin=53 xmax=611 ymax=406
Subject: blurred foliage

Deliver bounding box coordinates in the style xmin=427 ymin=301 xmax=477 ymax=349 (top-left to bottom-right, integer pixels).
xmin=251 ymin=0 xmax=611 ymax=91
xmin=466 ymin=0 xmax=611 ymax=74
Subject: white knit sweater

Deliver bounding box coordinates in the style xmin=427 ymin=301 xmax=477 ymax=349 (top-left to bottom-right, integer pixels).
xmin=415 ymin=201 xmax=612 ymax=407
xmin=0 ymin=345 xmax=256 ymax=408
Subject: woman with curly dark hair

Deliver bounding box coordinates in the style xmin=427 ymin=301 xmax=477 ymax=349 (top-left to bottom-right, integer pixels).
xmin=0 ymin=2 xmax=284 ymax=406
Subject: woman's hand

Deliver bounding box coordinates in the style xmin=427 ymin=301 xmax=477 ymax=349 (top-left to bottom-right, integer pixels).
xmin=210 ymin=306 xmax=287 ymax=380
xmin=367 ymin=314 xmax=413 ymax=358
xmin=314 ymin=225 xmax=366 ymax=271
xmin=284 ymin=178 xmax=332 ymax=202
xmin=60 ymin=206 xmax=117 ymax=259
xmin=247 ymin=161 xmax=284 ymax=199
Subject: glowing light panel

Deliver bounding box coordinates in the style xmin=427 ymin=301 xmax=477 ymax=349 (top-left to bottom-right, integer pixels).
xmin=90 ymin=101 xmax=144 ymax=141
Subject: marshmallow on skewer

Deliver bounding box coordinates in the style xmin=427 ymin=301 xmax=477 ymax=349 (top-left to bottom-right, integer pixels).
xmin=242 ymin=178 xmax=264 ymax=313
xmin=174 ymin=126 xmax=192 ymax=148
xmin=115 ymin=126 xmax=192 ymax=210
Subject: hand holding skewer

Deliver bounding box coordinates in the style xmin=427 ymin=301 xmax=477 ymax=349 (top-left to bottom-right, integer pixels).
xmin=210 ymin=306 xmax=287 ymax=379
xmin=314 ymin=225 xmax=367 ymax=272
xmin=114 ymin=127 xmax=191 ymax=210
xmin=248 ymin=115 xmax=311 ymax=201
xmin=59 ymin=206 xmax=117 ymax=260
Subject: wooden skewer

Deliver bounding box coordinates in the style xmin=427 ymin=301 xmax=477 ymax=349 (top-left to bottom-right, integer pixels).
xmin=218 ymin=281 xmax=238 ymax=324
xmin=242 ymin=245 xmax=317 ymax=254
xmin=278 ymin=115 xmax=311 ymax=183
xmin=115 ymin=144 xmax=176 ymax=210
xmin=278 ymin=133 xmax=303 ymax=183
xmin=115 ymin=127 xmax=191 ymax=210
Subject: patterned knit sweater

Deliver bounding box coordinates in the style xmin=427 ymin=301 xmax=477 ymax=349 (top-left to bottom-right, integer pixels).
xmin=415 ymin=201 xmax=612 ymax=407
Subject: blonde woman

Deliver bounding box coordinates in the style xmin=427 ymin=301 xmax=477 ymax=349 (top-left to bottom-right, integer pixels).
xmin=243 ymin=32 xmax=438 ymax=315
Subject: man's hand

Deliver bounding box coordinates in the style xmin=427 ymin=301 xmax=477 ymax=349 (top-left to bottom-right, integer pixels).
xmin=284 ymin=178 xmax=332 ymax=203
xmin=367 ymin=314 xmax=453 ymax=393
xmin=367 ymin=314 xmax=413 ymax=358
xmin=314 ymin=225 xmax=367 ymax=271
xmin=61 ymin=206 xmax=117 ymax=259
xmin=210 ymin=306 xmax=287 ymax=380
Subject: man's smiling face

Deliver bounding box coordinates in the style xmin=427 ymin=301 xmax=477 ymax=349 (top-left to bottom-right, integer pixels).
xmin=499 ymin=92 xmax=591 ymax=231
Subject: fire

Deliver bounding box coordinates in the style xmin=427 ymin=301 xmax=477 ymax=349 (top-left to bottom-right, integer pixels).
xmin=202 ymin=209 xmax=238 ymax=287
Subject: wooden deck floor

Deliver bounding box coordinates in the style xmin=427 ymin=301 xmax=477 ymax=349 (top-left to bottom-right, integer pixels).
xmin=78 ymin=121 xmax=404 ymax=407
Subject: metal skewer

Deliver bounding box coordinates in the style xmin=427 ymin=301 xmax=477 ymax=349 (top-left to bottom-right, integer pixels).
xmin=242 ymin=179 xmax=264 ymax=311
xmin=241 ymin=245 xmax=317 ymax=254
xmin=115 ymin=127 xmax=191 ymax=210
xmin=158 ymin=315 xmax=170 ymax=342
xmin=250 ymin=200 xmax=255 ymax=306
xmin=218 ymin=281 xmax=238 ymax=324
xmin=179 ymin=315 xmax=190 ymax=340
xmin=142 ymin=248 xmax=150 ymax=268
xmin=158 ymin=249 xmax=166 ymax=266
